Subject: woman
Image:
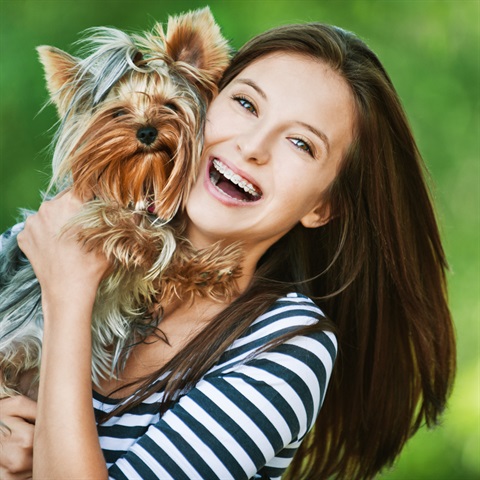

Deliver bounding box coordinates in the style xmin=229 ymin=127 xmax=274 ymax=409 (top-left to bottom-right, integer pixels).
xmin=0 ymin=22 xmax=455 ymax=480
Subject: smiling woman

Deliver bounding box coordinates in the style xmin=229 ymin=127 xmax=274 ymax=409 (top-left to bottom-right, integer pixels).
xmin=186 ymin=53 xmax=354 ymax=258
xmin=0 ymin=18 xmax=455 ymax=480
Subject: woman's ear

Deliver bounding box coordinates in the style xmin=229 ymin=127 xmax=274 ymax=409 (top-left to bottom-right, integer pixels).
xmin=300 ymin=203 xmax=331 ymax=228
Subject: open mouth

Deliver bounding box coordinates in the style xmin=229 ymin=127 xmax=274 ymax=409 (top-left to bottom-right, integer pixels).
xmin=209 ymin=159 xmax=262 ymax=202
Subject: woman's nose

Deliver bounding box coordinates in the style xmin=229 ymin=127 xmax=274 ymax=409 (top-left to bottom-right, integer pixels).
xmin=235 ymin=124 xmax=271 ymax=165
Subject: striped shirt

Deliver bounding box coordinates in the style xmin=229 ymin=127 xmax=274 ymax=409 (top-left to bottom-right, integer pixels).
xmin=93 ymin=293 xmax=337 ymax=480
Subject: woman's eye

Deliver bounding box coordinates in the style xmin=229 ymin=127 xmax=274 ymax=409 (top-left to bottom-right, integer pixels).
xmin=233 ymin=96 xmax=257 ymax=115
xmin=290 ymin=137 xmax=314 ymax=156
xmin=113 ymin=109 xmax=127 ymax=118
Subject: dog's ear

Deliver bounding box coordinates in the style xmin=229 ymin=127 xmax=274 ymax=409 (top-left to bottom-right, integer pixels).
xmin=162 ymin=7 xmax=230 ymax=96
xmin=37 ymin=46 xmax=81 ymax=117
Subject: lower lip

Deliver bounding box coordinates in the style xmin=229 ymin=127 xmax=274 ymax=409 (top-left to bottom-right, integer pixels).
xmin=203 ymin=158 xmax=262 ymax=207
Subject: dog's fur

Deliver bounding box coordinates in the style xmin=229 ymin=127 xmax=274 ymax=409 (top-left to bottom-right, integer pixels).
xmin=0 ymin=8 xmax=242 ymax=398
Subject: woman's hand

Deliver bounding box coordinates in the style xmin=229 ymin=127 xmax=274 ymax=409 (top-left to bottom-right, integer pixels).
xmin=17 ymin=191 xmax=109 ymax=311
xmin=0 ymin=396 xmax=36 ymax=480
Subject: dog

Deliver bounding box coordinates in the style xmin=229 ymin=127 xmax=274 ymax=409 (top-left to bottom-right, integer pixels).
xmin=0 ymin=7 xmax=242 ymax=399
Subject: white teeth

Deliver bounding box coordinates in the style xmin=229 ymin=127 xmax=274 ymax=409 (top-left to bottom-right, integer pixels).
xmin=212 ymin=159 xmax=261 ymax=198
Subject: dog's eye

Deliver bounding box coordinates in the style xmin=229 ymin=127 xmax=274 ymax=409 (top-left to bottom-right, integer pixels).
xmin=113 ymin=109 xmax=127 ymax=118
xmin=164 ymin=103 xmax=177 ymax=112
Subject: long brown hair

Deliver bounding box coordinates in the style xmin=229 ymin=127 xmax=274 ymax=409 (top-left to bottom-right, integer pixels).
xmin=106 ymin=23 xmax=456 ymax=480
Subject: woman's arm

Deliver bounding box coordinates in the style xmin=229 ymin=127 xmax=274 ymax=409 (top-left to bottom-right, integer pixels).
xmin=17 ymin=191 xmax=109 ymax=479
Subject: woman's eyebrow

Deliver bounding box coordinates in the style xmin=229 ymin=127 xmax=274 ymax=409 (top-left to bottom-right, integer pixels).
xmin=232 ymin=78 xmax=267 ymax=99
xmin=296 ymin=121 xmax=330 ymax=154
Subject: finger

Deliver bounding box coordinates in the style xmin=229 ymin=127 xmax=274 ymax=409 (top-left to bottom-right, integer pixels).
xmin=15 ymin=228 xmax=31 ymax=256
xmin=12 ymin=398 xmax=36 ymax=424
xmin=0 ymin=464 xmax=33 ymax=479
xmin=0 ymin=423 xmax=34 ymax=477
xmin=54 ymin=189 xmax=90 ymax=213
xmin=0 ymin=397 xmax=37 ymax=424
xmin=0 ymin=468 xmax=32 ymax=480
xmin=49 ymin=187 xmax=71 ymax=201
xmin=35 ymin=191 xmax=83 ymax=228
xmin=71 ymin=185 xmax=95 ymax=203
xmin=71 ymin=189 xmax=93 ymax=206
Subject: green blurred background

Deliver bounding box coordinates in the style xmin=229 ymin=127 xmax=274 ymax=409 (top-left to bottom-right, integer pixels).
xmin=0 ymin=0 xmax=478 ymax=478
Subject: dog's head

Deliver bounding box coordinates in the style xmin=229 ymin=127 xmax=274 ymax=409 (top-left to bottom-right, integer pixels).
xmin=39 ymin=7 xmax=230 ymax=220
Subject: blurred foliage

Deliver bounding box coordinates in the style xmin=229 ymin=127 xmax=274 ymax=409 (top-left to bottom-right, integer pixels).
xmin=0 ymin=0 xmax=478 ymax=478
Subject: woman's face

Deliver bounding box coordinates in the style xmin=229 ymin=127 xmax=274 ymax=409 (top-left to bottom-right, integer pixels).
xmin=186 ymin=52 xmax=355 ymax=259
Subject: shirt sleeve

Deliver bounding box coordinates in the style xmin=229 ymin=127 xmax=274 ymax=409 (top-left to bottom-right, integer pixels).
xmin=106 ymin=326 xmax=337 ymax=480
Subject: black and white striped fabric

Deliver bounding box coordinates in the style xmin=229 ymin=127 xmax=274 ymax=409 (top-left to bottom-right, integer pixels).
xmin=94 ymin=293 xmax=337 ymax=480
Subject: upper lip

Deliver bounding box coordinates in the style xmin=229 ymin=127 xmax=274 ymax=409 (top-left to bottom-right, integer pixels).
xmin=208 ymin=156 xmax=263 ymax=197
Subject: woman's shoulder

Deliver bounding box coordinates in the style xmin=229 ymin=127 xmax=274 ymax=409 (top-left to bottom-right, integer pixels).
xmin=249 ymin=292 xmax=334 ymax=341
xmin=265 ymin=292 xmax=327 ymax=319
xmin=212 ymin=292 xmax=337 ymax=376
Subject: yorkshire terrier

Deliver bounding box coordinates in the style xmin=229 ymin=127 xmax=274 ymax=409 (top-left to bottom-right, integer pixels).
xmin=0 ymin=7 xmax=242 ymax=399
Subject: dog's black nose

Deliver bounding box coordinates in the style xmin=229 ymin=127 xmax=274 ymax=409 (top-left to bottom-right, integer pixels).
xmin=137 ymin=126 xmax=158 ymax=145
